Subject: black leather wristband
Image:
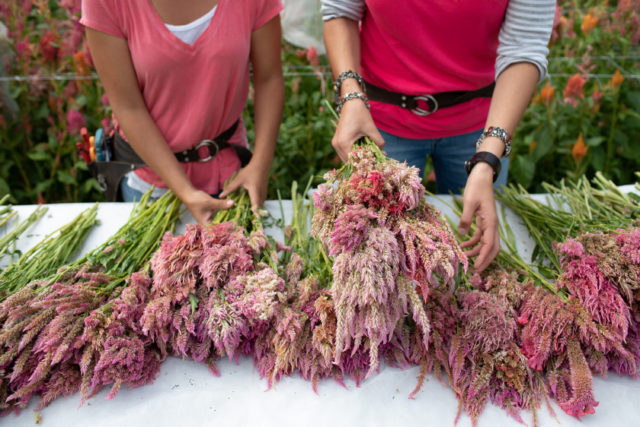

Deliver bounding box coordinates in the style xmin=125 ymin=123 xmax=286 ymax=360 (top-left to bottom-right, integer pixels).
xmin=464 ymin=151 xmax=501 ymax=182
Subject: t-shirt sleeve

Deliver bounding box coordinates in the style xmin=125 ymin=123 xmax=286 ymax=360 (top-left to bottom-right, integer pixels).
xmin=80 ymin=0 xmax=125 ymax=38
xmin=253 ymin=0 xmax=284 ymax=31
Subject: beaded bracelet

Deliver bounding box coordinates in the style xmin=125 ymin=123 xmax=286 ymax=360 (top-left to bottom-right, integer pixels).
xmin=475 ymin=126 xmax=512 ymax=157
xmin=336 ymin=91 xmax=370 ymax=115
xmin=333 ymin=70 xmax=366 ymax=100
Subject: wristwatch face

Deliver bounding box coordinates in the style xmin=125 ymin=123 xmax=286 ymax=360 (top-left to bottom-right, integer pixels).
xmin=464 ymin=159 xmax=472 ymax=175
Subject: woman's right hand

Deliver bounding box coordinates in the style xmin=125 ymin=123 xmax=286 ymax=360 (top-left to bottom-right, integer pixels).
xmin=332 ymin=97 xmax=385 ymax=162
xmin=182 ymin=189 xmax=234 ymax=227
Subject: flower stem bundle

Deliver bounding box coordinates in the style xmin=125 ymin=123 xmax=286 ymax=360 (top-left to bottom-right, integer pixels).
xmin=0 ymin=206 xmax=47 ymax=264
xmin=0 ymin=204 xmax=98 ymax=299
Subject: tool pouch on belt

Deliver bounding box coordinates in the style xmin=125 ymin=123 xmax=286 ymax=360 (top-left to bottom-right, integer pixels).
xmin=89 ymin=120 xmax=250 ymax=202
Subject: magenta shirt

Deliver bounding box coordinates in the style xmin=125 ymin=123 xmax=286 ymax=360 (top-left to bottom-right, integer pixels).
xmin=81 ymin=0 xmax=283 ymax=194
xmin=360 ymin=0 xmax=508 ymax=139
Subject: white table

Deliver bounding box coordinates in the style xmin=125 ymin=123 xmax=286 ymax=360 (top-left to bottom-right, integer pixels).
xmin=2 ymin=192 xmax=639 ymax=427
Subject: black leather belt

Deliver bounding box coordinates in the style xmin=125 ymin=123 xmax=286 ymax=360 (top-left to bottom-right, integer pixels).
xmin=113 ymin=119 xmax=252 ymax=167
xmin=364 ymin=80 xmax=495 ymax=116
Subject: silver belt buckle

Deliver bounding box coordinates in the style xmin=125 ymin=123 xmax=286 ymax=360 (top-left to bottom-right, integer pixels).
xmin=194 ymin=139 xmax=218 ymax=162
xmin=411 ymin=94 xmax=438 ymax=116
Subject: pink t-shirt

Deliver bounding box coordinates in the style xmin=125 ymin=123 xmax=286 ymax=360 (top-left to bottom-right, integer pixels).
xmin=81 ymin=0 xmax=283 ymax=194
xmin=360 ymin=0 xmax=508 ymax=139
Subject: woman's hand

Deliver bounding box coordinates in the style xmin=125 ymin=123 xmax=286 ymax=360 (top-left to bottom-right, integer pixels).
xmin=182 ymin=188 xmax=234 ymax=227
xmin=332 ymin=98 xmax=385 ymax=162
xmin=458 ymin=163 xmax=500 ymax=272
xmin=219 ymin=160 xmax=270 ymax=209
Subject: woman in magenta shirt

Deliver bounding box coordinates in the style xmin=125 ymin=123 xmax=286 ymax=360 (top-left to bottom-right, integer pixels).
xmin=322 ymin=0 xmax=555 ymax=272
xmin=81 ymin=0 xmax=284 ymax=226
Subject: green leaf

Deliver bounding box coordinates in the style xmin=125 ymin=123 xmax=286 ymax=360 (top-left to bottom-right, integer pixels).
xmin=532 ymin=127 xmax=553 ymax=162
xmin=34 ymin=179 xmax=53 ymax=194
xmin=625 ymin=91 xmax=640 ymax=112
xmin=0 ymin=178 xmax=10 ymax=198
xmin=585 ymin=136 xmax=605 ymax=147
xmin=75 ymin=95 xmax=88 ymax=108
xmin=591 ymin=146 xmax=606 ymax=171
xmin=27 ymin=146 xmax=52 ymax=162
xmin=509 ymin=155 xmax=536 ymax=189
xmin=34 ymin=103 xmax=49 ymax=121
xmin=56 ymin=170 xmax=76 ymax=185
xmin=189 ymin=293 xmax=199 ymax=315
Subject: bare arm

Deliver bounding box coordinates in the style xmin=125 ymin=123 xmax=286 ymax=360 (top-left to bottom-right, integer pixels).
xmin=458 ymin=62 xmax=540 ymax=272
xmin=85 ymin=28 xmax=233 ymax=224
xmin=219 ymin=15 xmax=284 ymax=208
xmin=323 ymin=17 xmax=384 ymax=161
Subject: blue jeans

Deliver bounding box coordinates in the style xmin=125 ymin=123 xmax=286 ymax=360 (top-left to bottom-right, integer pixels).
xmin=379 ymin=128 xmax=509 ymax=195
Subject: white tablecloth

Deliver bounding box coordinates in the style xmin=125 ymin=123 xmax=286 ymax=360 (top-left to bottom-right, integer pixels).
xmin=2 ymin=191 xmax=639 ymax=427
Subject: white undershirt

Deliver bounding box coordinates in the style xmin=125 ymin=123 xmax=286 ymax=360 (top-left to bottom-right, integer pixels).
xmin=165 ymin=5 xmax=217 ymax=45
xmin=125 ymin=5 xmax=217 ymax=198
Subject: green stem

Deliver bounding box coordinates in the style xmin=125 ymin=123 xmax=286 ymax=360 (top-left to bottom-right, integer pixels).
xmin=604 ymin=89 xmax=620 ymax=175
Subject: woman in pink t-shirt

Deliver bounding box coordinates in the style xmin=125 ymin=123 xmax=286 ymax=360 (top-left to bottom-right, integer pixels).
xmin=81 ymin=0 xmax=284 ymax=226
xmin=321 ymin=0 xmax=555 ymax=272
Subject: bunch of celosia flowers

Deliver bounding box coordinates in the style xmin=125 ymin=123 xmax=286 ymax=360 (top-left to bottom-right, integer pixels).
xmin=451 ymin=269 xmax=547 ymax=426
xmin=497 ymin=174 xmax=640 ymax=420
xmin=518 ymin=227 xmax=640 ymax=418
xmin=0 ymin=192 xmax=181 ymax=414
xmin=85 ymin=189 xmax=288 ymax=400
xmin=311 ymin=140 xmax=467 ymax=377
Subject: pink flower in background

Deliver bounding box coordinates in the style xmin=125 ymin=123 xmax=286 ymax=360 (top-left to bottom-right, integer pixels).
xmin=39 ymin=31 xmax=59 ymax=63
xmin=306 ymin=46 xmax=319 ymax=67
xmin=66 ymin=108 xmax=85 ymax=134
xmin=20 ymin=0 xmax=33 ymax=16
xmin=101 ymin=94 xmax=110 ymax=106
xmin=563 ymin=74 xmax=586 ymax=107
xmin=63 ymin=81 xmax=77 ymax=99
xmin=60 ymin=0 xmax=82 ymax=14
xmin=591 ymin=89 xmax=602 ymax=104
xmin=102 ymin=117 xmax=112 ymax=132
xmin=550 ymin=4 xmax=563 ymax=42
xmin=15 ymin=36 xmax=31 ymax=58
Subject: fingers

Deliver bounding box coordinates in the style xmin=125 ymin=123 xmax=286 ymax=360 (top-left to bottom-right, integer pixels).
xmin=367 ymin=127 xmax=386 ymax=150
xmin=331 ymin=134 xmax=352 ymax=162
xmin=460 ymin=228 xmax=482 ymax=250
xmin=457 ymin=200 xmax=476 ymax=237
xmin=185 ymin=191 xmax=234 ymax=227
xmin=473 ymin=229 xmax=500 ymax=272
xmin=219 ymin=177 xmax=241 ymax=199
xmin=246 ymin=184 xmax=266 ymax=209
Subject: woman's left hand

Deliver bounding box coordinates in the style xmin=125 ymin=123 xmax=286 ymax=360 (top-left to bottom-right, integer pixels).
xmin=219 ymin=160 xmax=269 ymax=208
xmin=457 ymin=163 xmax=500 ymax=272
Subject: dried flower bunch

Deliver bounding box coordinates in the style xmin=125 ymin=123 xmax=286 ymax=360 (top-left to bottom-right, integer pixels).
xmin=450 ymin=270 xmax=546 ymax=426
xmin=0 ymin=192 xmax=181 ymax=414
xmin=311 ymin=140 xmax=467 ymax=377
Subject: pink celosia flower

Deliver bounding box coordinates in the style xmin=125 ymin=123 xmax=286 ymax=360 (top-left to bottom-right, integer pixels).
xmin=66 ymin=108 xmax=86 ymax=134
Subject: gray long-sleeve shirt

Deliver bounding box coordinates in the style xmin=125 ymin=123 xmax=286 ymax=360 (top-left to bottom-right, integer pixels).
xmin=321 ymin=0 xmax=556 ymax=82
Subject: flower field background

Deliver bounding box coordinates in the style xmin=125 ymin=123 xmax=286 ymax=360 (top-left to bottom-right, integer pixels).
xmin=0 ymin=0 xmax=639 ymax=204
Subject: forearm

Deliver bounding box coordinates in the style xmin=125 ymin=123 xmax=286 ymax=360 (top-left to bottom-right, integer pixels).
xmin=323 ymin=18 xmax=362 ymax=96
xmin=477 ymin=62 xmax=540 ymax=157
xmin=86 ymin=28 xmax=196 ymax=201
xmin=114 ymin=109 xmax=195 ymax=199
xmin=250 ymin=73 xmax=284 ymax=173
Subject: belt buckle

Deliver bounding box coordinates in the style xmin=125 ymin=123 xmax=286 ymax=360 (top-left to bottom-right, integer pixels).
xmin=411 ymin=94 xmax=438 ymax=116
xmin=194 ymin=139 xmax=217 ymax=162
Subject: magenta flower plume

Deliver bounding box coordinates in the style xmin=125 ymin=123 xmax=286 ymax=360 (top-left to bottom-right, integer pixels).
xmin=329 ymin=204 xmax=377 ymax=255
